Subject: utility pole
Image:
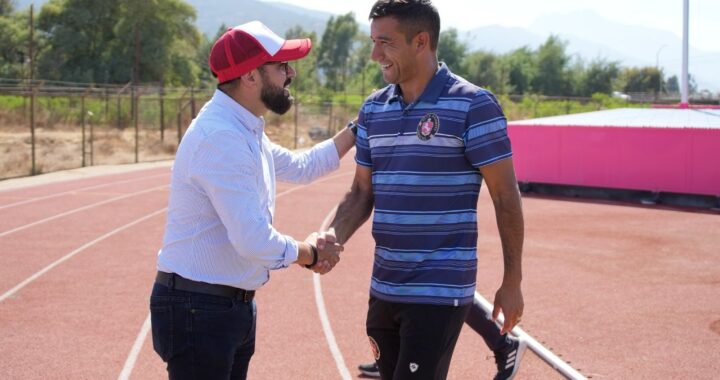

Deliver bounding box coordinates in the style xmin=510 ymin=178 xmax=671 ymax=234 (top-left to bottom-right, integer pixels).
xmin=133 ymin=23 xmax=141 ymax=86
xmin=29 ymin=4 xmax=36 ymax=175
xmin=133 ymin=23 xmax=141 ymax=163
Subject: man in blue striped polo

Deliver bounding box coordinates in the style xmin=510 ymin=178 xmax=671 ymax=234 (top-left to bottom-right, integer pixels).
xmin=320 ymin=1 xmax=525 ymax=378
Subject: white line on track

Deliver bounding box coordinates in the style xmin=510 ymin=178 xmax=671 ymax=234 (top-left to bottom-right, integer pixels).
xmin=118 ymin=313 xmax=151 ymax=380
xmin=117 ymin=169 xmax=354 ymax=379
xmin=0 ymin=173 xmax=169 ymax=211
xmin=313 ymin=273 xmax=352 ymax=379
xmin=308 ymin=204 xmax=352 ymax=379
xmin=0 ymin=208 xmax=167 ymax=303
xmin=0 ymin=185 xmax=167 ymax=238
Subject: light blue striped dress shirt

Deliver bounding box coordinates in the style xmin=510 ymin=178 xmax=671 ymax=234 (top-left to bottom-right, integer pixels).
xmin=157 ymin=90 xmax=340 ymax=290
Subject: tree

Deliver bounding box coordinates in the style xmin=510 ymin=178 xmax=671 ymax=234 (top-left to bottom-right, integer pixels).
xmin=0 ymin=7 xmax=34 ymax=79
xmin=35 ymin=0 xmax=201 ymax=85
xmin=1 ymin=0 xmax=13 ymax=16
xmin=503 ymin=47 xmax=536 ymax=94
xmin=665 ymin=75 xmax=679 ymax=94
xmin=664 ymin=73 xmax=696 ymax=95
xmin=532 ymin=35 xmax=571 ymax=96
xmin=462 ymin=50 xmax=505 ymax=92
xmin=195 ymin=24 xmax=226 ymax=87
xmin=284 ymin=25 xmax=320 ymax=97
xmin=580 ymin=58 xmax=620 ymax=96
xmin=316 ymin=13 xmax=358 ymax=92
xmin=621 ymin=66 xmax=663 ymax=94
xmin=110 ymin=0 xmax=201 ymax=86
xmin=36 ymin=0 xmax=120 ymax=83
xmin=565 ymin=58 xmax=586 ymax=97
xmin=346 ymin=33 xmax=383 ymax=97
xmin=438 ymin=28 xmax=466 ymax=76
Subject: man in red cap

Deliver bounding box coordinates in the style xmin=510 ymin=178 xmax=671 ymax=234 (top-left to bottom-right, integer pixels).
xmin=149 ymin=21 xmax=355 ymax=379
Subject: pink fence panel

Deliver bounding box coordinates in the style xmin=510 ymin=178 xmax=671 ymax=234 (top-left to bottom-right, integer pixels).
xmin=508 ymin=124 xmax=720 ymax=196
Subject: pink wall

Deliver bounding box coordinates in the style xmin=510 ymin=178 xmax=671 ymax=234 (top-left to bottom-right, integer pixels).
xmin=508 ymin=124 xmax=720 ymax=196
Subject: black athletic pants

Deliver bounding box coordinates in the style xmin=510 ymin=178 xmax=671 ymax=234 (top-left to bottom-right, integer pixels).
xmin=366 ymin=296 xmax=471 ymax=380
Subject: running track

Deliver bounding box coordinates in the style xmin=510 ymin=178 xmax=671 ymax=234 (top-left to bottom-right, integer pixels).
xmin=0 ymin=155 xmax=718 ymax=379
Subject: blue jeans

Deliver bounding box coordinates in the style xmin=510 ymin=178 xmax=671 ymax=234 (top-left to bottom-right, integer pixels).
xmin=150 ymin=283 xmax=257 ymax=380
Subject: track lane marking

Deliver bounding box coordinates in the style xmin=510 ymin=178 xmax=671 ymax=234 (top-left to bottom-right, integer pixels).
xmin=312 ymin=205 xmax=352 ymax=379
xmin=0 ymin=185 xmax=168 ymax=238
xmin=117 ymin=169 xmax=354 ymax=379
xmin=0 ymin=208 xmax=167 ymax=303
xmin=312 ymin=203 xmax=352 ymax=379
xmin=0 ymin=173 xmax=169 ymax=211
xmin=118 ymin=314 xmax=152 ymax=380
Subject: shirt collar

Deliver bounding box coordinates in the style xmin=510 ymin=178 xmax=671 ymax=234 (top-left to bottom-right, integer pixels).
xmin=388 ymin=62 xmax=451 ymax=105
xmin=211 ymin=89 xmax=265 ymax=132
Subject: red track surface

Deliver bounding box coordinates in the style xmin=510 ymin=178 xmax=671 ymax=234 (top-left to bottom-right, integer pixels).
xmin=0 ymin=156 xmax=718 ymax=379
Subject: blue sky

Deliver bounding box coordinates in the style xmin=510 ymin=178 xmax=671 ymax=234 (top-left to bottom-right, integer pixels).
xmin=266 ymin=0 xmax=720 ymax=53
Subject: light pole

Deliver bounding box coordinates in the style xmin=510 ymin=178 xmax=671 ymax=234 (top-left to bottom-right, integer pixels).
xmin=680 ymin=0 xmax=689 ymax=108
xmin=655 ymin=44 xmax=667 ymax=100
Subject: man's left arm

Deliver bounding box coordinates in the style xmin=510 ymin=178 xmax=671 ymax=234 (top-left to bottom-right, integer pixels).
xmin=479 ymin=157 xmax=524 ymax=334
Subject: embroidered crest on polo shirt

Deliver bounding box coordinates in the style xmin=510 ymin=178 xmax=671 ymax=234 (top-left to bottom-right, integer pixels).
xmin=417 ymin=113 xmax=440 ymax=141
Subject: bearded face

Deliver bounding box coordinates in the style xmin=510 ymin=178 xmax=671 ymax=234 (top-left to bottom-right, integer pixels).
xmin=260 ymin=73 xmax=293 ymax=115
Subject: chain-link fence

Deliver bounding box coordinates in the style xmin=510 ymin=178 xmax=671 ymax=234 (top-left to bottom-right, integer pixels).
xmin=0 ymin=79 xmax=360 ymax=180
xmin=9 ymin=78 xmax=709 ymax=181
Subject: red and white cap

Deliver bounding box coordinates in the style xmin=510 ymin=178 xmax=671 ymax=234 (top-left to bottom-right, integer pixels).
xmin=209 ymin=21 xmax=312 ymax=84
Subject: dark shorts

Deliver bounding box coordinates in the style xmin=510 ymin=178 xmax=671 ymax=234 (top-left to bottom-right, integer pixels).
xmin=366 ymin=296 xmax=471 ymax=380
xmin=150 ymin=282 xmax=257 ymax=380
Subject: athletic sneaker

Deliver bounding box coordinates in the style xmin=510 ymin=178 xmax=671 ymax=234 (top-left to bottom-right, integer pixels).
xmin=493 ymin=336 xmax=528 ymax=380
xmin=358 ymin=362 xmax=380 ymax=378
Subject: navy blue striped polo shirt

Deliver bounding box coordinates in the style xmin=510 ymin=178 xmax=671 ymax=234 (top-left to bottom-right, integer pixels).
xmin=355 ymin=63 xmax=512 ymax=306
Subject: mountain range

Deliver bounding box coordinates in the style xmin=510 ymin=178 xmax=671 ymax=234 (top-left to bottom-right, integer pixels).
xmin=14 ymin=0 xmax=720 ymax=91
xmin=465 ymin=10 xmax=720 ymax=92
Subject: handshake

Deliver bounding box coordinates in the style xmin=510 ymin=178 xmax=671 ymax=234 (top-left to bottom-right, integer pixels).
xmin=298 ymin=229 xmax=343 ymax=275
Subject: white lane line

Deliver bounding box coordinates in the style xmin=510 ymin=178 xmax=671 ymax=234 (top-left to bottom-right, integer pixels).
xmin=313 ymin=203 xmax=351 ymax=379
xmin=0 ymin=173 xmax=169 ymax=211
xmin=118 ymin=313 xmax=152 ymax=380
xmin=117 ymin=168 xmax=355 ymax=379
xmin=313 ymin=273 xmax=352 ymax=379
xmin=0 ymin=208 xmax=167 ymax=303
xmin=0 ymin=185 xmax=167 ymax=238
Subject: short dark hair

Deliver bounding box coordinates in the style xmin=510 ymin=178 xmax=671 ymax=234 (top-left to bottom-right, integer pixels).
xmin=369 ymin=0 xmax=440 ymax=51
xmin=217 ymin=78 xmax=240 ymax=92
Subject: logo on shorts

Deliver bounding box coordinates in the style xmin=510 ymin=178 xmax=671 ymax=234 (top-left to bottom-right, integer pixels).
xmin=417 ymin=113 xmax=440 ymax=141
xmin=409 ymin=362 xmax=419 ymax=373
xmin=368 ymin=336 xmax=381 ymax=361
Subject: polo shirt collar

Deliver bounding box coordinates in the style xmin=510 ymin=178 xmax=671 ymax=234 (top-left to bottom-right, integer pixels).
xmin=388 ymin=62 xmax=451 ymax=105
xmin=211 ymin=89 xmax=265 ymax=132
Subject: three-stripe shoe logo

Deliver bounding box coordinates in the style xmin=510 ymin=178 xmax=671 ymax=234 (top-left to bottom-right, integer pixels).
xmin=504 ymin=348 xmax=518 ymax=369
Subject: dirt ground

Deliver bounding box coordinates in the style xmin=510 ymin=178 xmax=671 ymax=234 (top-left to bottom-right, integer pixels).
xmin=0 ymin=119 xmax=340 ymax=180
xmin=1 ymin=127 xmax=177 ymax=179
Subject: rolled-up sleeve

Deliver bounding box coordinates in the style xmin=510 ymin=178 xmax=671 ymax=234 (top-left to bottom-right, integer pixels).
xmin=188 ymin=130 xmax=298 ymax=270
xmin=271 ymin=138 xmax=340 ymax=183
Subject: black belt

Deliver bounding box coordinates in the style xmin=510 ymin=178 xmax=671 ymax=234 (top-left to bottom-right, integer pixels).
xmin=155 ymin=271 xmax=255 ymax=302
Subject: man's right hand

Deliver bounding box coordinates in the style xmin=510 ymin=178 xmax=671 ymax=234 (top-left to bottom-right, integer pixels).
xmin=303 ymin=232 xmax=342 ymax=274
